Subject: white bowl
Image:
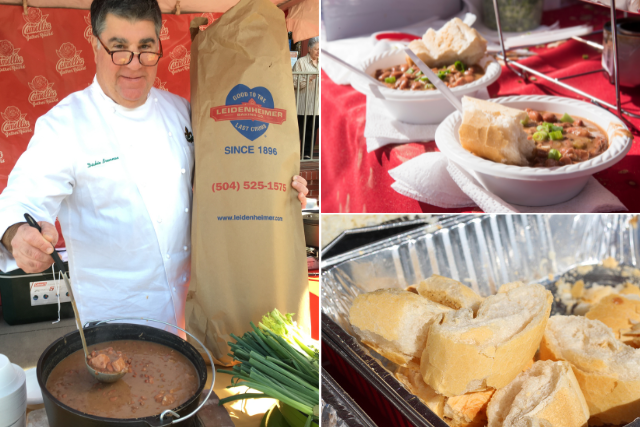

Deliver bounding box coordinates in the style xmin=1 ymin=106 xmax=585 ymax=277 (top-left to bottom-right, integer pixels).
xmin=435 ymin=95 xmax=633 ymax=206
xmin=351 ymin=50 xmax=502 ymax=124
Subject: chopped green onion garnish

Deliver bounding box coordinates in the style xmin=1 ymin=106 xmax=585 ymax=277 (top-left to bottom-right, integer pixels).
xmin=437 ymin=69 xmax=450 ymax=80
xmin=548 ymin=149 xmax=561 ymax=160
xmin=406 ymin=68 xmax=414 ymax=74
xmin=538 ymin=122 xmax=563 ymax=133
xmin=415 ymin=71 xmax=423 ymax=76
xmin=420 ymin=76 xmax=429 ymax=82
xmin=425 ymin=83 xmax=435 ymax=89
xmin=385 ymin=76 xmax=396 ymax=84
xmin=533 ymin=131 xmax=548 ymax=142
xmin=560 ymin=113 xmax=574 ymax=123
xmin=520 ymin=116 xmax=529 ymax=126
xmin=549 ymin=130 xmax=564 ymax=140
xmin=454 ymin=61 xmax=466 ymax=72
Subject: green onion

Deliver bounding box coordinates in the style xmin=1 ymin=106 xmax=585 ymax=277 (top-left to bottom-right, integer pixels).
xmin=420 ymin=76 xmax=429 ymax=82
xmin=560 ymin=113 xmax=574 ymax=123
xmin=549 ymin=130 xmax=564 ymax=140
xmin=415 ymin=71 xmax=423 ymax=76
xmin=548 ymin=149 xmax=561 ymax=160
xmin=384 ymin=76 xmax=396 ymax=84
xmin=520 ymin=116 xmax=529 ymax=126
xmin=219 ymin=309 xmax=319 ymax=425
xmin=533 ymin=131 xmax=548 ymax=142
xmin=454 ymin=60 xmax=465 ymax=72
xmin=437 ymin=69 xmax=450 ymax=80
xmin=406 ymin=68 xmax=414 ymax=74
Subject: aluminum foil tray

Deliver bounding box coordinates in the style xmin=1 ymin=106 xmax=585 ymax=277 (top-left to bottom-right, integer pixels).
xmin=321 ymin=367 xmax=378 ymax=427
xmin=321 ymin=214 xmax=640 ymax=427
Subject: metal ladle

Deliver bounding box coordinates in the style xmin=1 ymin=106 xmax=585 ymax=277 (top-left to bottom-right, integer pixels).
xmin=24 ymin=213 xmax=126 ymax=383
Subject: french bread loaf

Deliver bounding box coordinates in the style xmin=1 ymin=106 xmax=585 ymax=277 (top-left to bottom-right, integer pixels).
xmin=539 ymin=315 xmax=640 ymax=425
xmin=458 ymin=97 xmax=534 ymax=166
xmin=350 ymin=289 xmax=450 ymax=366
xmin=420 ymin=284 xmax=552 ymax=396
xmin=486 ymin=360 xmax=589 ymax=427
xmin=417 ymin=275 xmax=484 ymax=313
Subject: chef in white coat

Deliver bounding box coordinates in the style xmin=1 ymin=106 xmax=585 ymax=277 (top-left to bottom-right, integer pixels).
xmin=0 ymin=0 xmax=308 ymax=336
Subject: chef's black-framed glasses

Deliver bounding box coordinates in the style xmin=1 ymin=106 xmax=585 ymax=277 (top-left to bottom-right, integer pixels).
xmin=96 ymin=35 xmax=163 ymax=66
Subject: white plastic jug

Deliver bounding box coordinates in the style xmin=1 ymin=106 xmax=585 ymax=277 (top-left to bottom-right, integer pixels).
xmin=0 ymin=354 xmax=26 ymax=427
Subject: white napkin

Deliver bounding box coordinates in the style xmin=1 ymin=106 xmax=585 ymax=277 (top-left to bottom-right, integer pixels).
xmin=364 ymin=88 xmax=490 ymax=153
xmin=389 ymin=153 xmax=628 ymax=213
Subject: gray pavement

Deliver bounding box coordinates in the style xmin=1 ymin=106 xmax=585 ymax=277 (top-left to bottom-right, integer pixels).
xmin=0 ymin=307 xmax=76 ymax=369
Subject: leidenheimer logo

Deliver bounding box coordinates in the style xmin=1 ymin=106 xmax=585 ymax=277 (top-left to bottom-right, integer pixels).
xmin=160 ymin=20 xmax=169 ymax=41
xmin=1 ymin=106 xmax=32 ymax=138
xmin=22 ymin=8 xmax=53 ymax=41
xmin=210 ymin=84 xmax=286 ymax=141
xmin=56 ymin=42 xmax=86 ymax=75
xmin=0 ymin=40 xmax=25 ymax=73
xmin=83 ymin=14 xmax=92 ymax=43
xmin=168 ymin=45 xmax=189 ymax=75
xmin=28 ymin=75 xmax=58 ymax=107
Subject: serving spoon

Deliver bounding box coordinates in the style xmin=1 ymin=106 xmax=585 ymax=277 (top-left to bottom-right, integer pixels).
xmin=24 ymin=213 xmax=126 ymax=383
xmin=403 ymin=47 xmax=463 ymax=113
xmin=321 ymin=49 xmax=388 ymax=88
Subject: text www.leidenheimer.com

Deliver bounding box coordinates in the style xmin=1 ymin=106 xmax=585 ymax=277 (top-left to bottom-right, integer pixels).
xmin=217 ymin=215 xmax=283 ymax=221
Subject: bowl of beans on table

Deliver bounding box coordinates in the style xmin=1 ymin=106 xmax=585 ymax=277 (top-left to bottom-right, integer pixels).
xmin=435 ymin=95 xmax=633 ymax=206
xmin=350 ymin=49 xmax=502 ymax=124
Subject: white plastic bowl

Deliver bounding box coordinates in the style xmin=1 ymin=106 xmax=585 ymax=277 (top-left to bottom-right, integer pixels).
xmin=351 ymin=50 xmax=502 ymax=124
xmin=435 ymin=95 xmax=633 ymax=206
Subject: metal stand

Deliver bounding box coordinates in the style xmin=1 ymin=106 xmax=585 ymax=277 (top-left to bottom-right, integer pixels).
xmin=492 ymin=0 xmax=640 ymax=122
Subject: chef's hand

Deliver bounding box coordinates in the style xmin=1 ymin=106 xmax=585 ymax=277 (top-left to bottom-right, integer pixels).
xmin=2 ymin=221 xmax=58 ymax=273
xmin=292 ymin=175 xmax=309 ymax=209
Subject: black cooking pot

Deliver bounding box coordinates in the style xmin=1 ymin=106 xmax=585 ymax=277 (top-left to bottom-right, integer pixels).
xmin=37 ymin=323 xmax=207 ymax=427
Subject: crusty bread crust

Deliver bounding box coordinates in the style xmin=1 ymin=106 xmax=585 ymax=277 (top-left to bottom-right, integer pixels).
xmin=585 ymin=294 xmax=640 ymax=346
xmin=539 ymin=315 xmax=640 ymax=426
xmin=486 ymin=360 xmax=589 ymax=427
xmin=421 ymin=284 xmax=552 ymax=397
xmin=350 ymin=288 xmax=450 ymax=366
xmin=458 ymin=97 xmax=534 ymax=166
xmin=417 ymin=275 xmax=484 ymax=313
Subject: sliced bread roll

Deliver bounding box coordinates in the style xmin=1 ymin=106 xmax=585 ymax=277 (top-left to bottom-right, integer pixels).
xmin=585 ymin=294 xmax=640 ymax=347
xmin=539 ymin=315 xmax=640 ymax=425
xmin=421 ymin=284 xmax=552 ymax=396
xmin=395 ymin=366 xmax=494 ymax=427
xmin=350 ymin=289 xmax=450 ymax=366
xmin=458 ymin=97 xmax=534 ymax=166
xmin=407 ymin=39 xmax=437 ymax=68
xmin=417 ymin=275 xmax=484 ymax=313
xmin=486 ymin=360 xmax=589 ymax=427
xmin=422 ymin=17 xmax=487 ymax=67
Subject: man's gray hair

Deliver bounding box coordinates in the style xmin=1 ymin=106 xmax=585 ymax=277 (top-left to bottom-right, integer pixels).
xmin=308 ymin=37 xmax=319 ymax=50
xmin=91 ymin=0 xmax=162 ymax=39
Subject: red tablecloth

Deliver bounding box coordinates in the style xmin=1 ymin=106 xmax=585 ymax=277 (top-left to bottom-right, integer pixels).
xmin=321 ymin=3 xmax=640 ymax=213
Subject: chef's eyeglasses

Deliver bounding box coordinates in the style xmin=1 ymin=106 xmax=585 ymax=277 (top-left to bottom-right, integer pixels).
xmin=96 ymin=35 xmax=163 ymax=66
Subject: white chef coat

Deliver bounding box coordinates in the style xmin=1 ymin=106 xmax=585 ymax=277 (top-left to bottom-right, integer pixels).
xmin=0 ymin=77 xmax=194 ymax=337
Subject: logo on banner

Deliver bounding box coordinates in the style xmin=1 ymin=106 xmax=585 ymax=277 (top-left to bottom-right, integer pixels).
xmin=153 ymin=77 xmax=168 ymax=91
xmin=168 ymin=45 xmax=190 ymax=75
xmin=210 ymin=84 xmax=286 ymax=141
xmin=1 ymin=106 xmax=32 ymax=138
xmin=56 ymin=42 xmax=86 ymax=75
xmin=28 ymin=76 xmax=58 ymax=107
xmin=160 ymin=20 xmax=169 ymax=41
xmin=22 ymin=8 xmax=53 ymax=41
xmin=199 ymin=13 xmax=216 ymax=31
xmin=0 ymin=40 xmax=25 ymax=73
xmin=83 ymin=14 xmax=93 ymax=43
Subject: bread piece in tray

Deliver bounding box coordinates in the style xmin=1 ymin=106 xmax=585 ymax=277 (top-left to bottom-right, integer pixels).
xmin=486 ymin=360 xmax=589 ymax=427
xmin=421 ymin=284 xmax=552 ymax=397
xmin=349 ymin=289 xmax=450 ymax=366
xmin=585 ymin=294 xmax=640 ymax=348
xmin=417 ymin=275 xmax=484 ymax=313
xmin=540 ymin=315 xmax=640 ymax=426
xmin=395 ymin=366 xmax=494 ymax=427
